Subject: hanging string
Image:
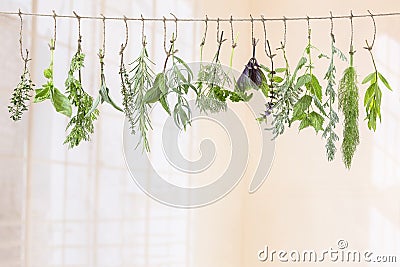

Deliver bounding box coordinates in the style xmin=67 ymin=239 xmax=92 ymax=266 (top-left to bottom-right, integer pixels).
xmin=141 ymin=14 xmax=146 ymax=46
xmin=282 ymin=16 xmax=287 ymax=48
xmin=120 ymin=15 xmax=128 ymax=55
xmin=216 ymin=17 xmax=220 ymax=44
xmin=365 ymin=10 xmax=376 ymax=50
xmin=329 ymin=11 xmax=335 ymax=42
xmin=73 ymin=11 xmax=82 ymax=51
xmin=6 ymin=10 xmax=400 ymax=22
xmin=349 ymin=10 xmax=355 ymax=54
xmin=229 ymin=15 xmax=236 ymax=48
xmin=51 ymin=10 xmax=57 ymax=50
xmin=250 ymin=14 xmax=254 ymax=44
xmin=200 ymin=15 xmax=208 ymax=47
xmin=163 ymin=16 xmax=168 ymax=54
xmin=18 ymin=9 xmax=29 ymax=62
xmin=170 ymin=13 xmax=178 ymax=41
xmin=261 ymin=15 xmax=269 ymax=56
xmin=100 ymin=14 xmax=106 ymax=56
xmin=306 ymin=15 xmax=311 ymax=42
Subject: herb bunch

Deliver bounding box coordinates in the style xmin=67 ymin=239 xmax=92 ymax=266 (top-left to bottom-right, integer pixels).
xmin=9 ymin=53 xmax=34 ymax=121
xmin=64 ymin=37 xmax=98 ymax=148
xmin=323 ymin=32 xmax=347 ymax=161
xmin=362 ymin=41 xmax=392 ymax=131
xmin=291 ymin=27 xmax=328 ymax=133
xmin=34 ymin=39 xmax=72 ymax=117
xmin=338 ymin=45 xmax=359 ymax=169
xmin=127 ymin=43 xmax=155 ymax=152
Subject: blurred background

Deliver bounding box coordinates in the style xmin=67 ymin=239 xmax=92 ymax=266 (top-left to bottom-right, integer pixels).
xmin=1 ymin=0 xmax=400 ymax=266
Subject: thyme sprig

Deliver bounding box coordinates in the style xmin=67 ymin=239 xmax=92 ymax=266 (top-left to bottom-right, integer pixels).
xmin=9 ymin=52 xmax=34 ymax=121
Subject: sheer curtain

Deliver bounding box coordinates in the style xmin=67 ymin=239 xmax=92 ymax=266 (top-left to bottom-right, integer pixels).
xmin=0 ymin=0 xmax=199 ymax=266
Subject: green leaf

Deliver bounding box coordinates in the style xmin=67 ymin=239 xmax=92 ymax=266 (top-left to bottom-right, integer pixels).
xmin=294 ymin=74 xmax=311 ymax=91
xmin=275 ymin=68 xmax=286 ymax=73
xmin=308 ymin=111 xmax=324 ymax=133
xmin=143 ymin=86 xmax=161 ymax=104
xmin=378 ymin=72 xmax=392 ymax=91
xmin=362 ymin=72 xmax=376 ymax=84
xmin=272 ymin=76 xmax=284 ymax=83
xmin=306 ymin=74 xmax=322 ymax=101
xmin=364 ymin=83 xmax=375 ymax=106
xmin=87 ymin=95 xmax=101 ymax=116
xmin=154 ymin=73 xmax=167 ymax=94
xmin=159 ymin=95 xmax=171 ymax=115
xmin=260 ymin=64 xmax=270 ymax=73
xmin=299 ymin=116 xmax=312 ymax=130
xmin=292 ymin=95 xmax=312 ymax=120
xmin=43 ymin=68 xmax=52 ymax=79
xmin=51 ymin=87 xmax=72 ymax=117
xmin=294 ymin=57 xmax=307 ymax=74
xmin=34 ymin=87 xmax=51 ymax=103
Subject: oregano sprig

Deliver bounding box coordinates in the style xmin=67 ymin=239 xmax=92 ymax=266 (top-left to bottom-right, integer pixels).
xmin=64 ymin=26 xmax=98 ymax=148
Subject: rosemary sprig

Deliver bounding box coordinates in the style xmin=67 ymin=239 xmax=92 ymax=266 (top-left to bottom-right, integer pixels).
xmin=88 ymin=49 xmax=123 ymax=115
xmin=9 ymin=54 xmax=34 ymax=121
xmin=362 ymin=41 xmax=392 ymax=131
xmin=323 ymin=33 xmax=347 ymax=161
xmin=64 ymin=44 xmax=98 ymax=148
xmin=291 ymin=27 xmax=328 ymax=133
xmin=338 ymin=45 xmax=359 ymax=169
xmin=34 ymin=39 xmax=72 ymax=117
xmin=128 ymin=45 xmax=155 ymax=152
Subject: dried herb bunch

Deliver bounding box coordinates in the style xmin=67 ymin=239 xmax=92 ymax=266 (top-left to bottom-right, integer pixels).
xmin=34 ymin=39 xmax=72 ymax=117
xmin=64 ymin=29 xmax=98 ymax=148
xmin=9 ymin=52 xmax=34 ymax=121
xmin=323 ymin=23 xmax=347 ymax=161
xmin=291 ymin=23 xmax=328 ymax=133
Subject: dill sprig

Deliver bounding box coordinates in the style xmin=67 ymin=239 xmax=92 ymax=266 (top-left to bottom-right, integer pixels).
xmin=323 ymin=34 xmax=347 ymax=161
xmin=338 ymin=46 xmax=359 ymax=169
xmin=128 ymin=44 xmax=155 ymax=152
xmin=9 ymin=55 xmax=34 ymax=121
xmin=64 ymin=43 xmax=98 ymax=148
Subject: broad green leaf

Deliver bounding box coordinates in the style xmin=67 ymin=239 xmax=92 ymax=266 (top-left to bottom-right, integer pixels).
xmin=362 ymin=72 xmax=376 ymax=84
xmin=87 ymin=95 xmax=101 ymax=116
xmin=260 ymin=64 xmax=270 ymax=73
xmin=159 ymin=95 xmax=171 ymax=115
xmin=299 ymin=116 xmax=312 ymax=130
xmin=272 ymin=76 xmax=284 ymax=83
xmin=363 ymin=83 xmax=375 ymax=106
xmin=44 ymin=68 xmax=52 ymax=79
xmin=308 ymin=111 xmax=324 ymax=133
xmin=294 ymin=74 xmax=311 ymax=91
xmin=143 ymin=86 xmax=161 ymax=104
xmin=292 ymin=95 xmax=312 ymax=119
xmin=34 ymin=87 xmax=51 ymax=103
xmin=51 ymin=87 xmax=72 ymax=117
xmin=275 ymin=68 xmax=286 ymax=73
xmin=306 ymin=74 xmax=322 ymax=101
xmin=174 ymin=56 xmax=193 ymax=77
xmin=294 ymin=57 xmax=307 ymax=74
xmin=378 ymin=72 xmax=392 ymax=91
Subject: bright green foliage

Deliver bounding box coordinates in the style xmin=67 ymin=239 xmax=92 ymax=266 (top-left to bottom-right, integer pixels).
xmin=34 ymin=39 xmax=72 ymax=117
xmin=338 ymin=48 xmax=359 ymax=169
xmin=64 ymin=50 xmax=99 ymax=148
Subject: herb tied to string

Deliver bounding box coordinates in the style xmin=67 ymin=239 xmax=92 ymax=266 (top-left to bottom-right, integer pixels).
xmin=34 ymin=39 xmax=72 ymax=117
xmin=291 ymin=23 xmax=328 ymax=133
xmin=9 ymin=52 xmax=34 ymax=121
xmin=144 ymin=33 xmax=195 ymax=130
xmin=9 ymin=11 xmax=34 ymax=121
xmin=323 ymin=19 xmax=347 ymax=161
xmin=126 ymin=40 xmax=154 ymax=152
xmin=196 ymin=31 xmax=249 ymax=114
xmin=64 ymin=28 xmax=98 ymax=148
